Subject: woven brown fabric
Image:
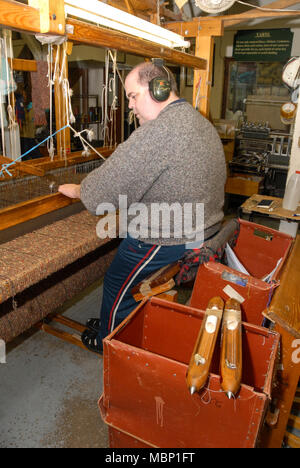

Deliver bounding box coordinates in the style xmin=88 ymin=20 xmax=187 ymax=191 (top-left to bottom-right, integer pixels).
xmin=0 ymin=243 xmax=118 ymax=342
xmin=0 ymin=211 xmax=113 ymax=304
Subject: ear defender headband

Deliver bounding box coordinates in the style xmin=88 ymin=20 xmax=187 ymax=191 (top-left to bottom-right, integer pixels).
xmin=148 ymin=58 xmax=171 ymax=102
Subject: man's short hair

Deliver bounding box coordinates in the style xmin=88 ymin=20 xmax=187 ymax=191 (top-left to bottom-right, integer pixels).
xmin=135 ymin=62 xmax=179 ymax=96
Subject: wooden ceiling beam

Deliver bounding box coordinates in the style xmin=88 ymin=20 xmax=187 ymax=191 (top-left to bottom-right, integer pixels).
xmin=67 ymin=18 xmax=207 ymax=69
xmin=223 ymin=0 xmax=300 ymax=27
xmin=165 ymin=0 xmax=300 ymax=36
xmin=108 ymin=0 xmax=182 ymax=20
xmin=165 ymin=18 xmax=224 ymax=37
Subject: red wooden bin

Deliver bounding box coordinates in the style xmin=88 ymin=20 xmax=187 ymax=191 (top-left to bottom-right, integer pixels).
xmin=99 ymin=297 xmax=280 ymax=448
xmin=190 ymin=219 xmax=293 ymax=326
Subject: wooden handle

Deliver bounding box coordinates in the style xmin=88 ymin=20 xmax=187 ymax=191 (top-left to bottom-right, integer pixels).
xmin=220 ymin=299 xmax=242 ymax=398
xmin=186 ymin=296 xmax=224 ymax=394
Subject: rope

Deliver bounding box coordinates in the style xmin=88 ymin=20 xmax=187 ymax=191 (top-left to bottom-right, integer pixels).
xmin=1 ymin=44 xmax=121 ymax=175
xmin=0 ymin=121 xmax=108 ymax=177
xmin=47 ymin=44 xmax=55 ymax=160
xmin=2 ymin=30 xmax=19 ymax=160
xmin=0 ymin=38 xmax=6 ymax=157
xmin=0 ymin=124 xmax=69 ymax=177
xmin=101 ymin=49 xmax=125 ymax=147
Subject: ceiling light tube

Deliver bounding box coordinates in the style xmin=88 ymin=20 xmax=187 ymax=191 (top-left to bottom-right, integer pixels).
xmin=64 ymin=0 xmax=190 ymax=49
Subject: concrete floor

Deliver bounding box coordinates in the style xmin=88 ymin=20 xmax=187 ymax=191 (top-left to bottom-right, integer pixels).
xmin=0 ymin=280 xmax=108 ymax=448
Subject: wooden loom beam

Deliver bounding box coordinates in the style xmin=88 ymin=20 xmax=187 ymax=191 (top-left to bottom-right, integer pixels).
xmin=0 ymin=1 xmax=206 ymax=69
xmin=0 ymin=193 xmax=78 ymax=231
xmin=66 ymin=18 xmax=206 ymax=70
xmin=8 ymin=58 xmax=37 ymax=72
xmin=28 ymin=0 xmax=65 ymax=35
xmin=0 ymin=0 xmax=65 ymax=35
xmin=0 ymin=147 xmax=114 ymax=179
xmin=0 ymin=155 xmax=45 ymax=176
xmin=0 ymin=148 xmax=115 ymax=230
xmin=0 ymin=0 xmax=40 ymax=33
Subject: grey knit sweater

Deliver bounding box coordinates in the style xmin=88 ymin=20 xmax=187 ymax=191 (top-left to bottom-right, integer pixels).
xmin=80 ymin=99 xmax=226 ymax=245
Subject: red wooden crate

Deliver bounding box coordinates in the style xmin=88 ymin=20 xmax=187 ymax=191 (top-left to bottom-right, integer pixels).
xmin=99 ymin=297 xmax=280 ymax=448
xmin=190 ymin=219 xmax=293 ymax=325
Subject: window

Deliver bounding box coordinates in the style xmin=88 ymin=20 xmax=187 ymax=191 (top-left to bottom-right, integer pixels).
xmin=222 ymin=59 xmax=289 ymax=120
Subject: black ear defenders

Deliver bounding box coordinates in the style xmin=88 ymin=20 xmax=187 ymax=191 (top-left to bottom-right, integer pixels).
xmin=148 ymin=59 xmax=171 ymax=102
xmin=149 ymin=77 xmax=171 ymax=102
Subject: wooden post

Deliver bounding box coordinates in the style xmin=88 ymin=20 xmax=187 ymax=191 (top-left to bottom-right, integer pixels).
xmin=193 ymin=35 xmax=214 ymax=118
xmin=54 ymin=42 xmax=72 ymax=158
xmin=28 ymin=0 xmax=65 ymax=34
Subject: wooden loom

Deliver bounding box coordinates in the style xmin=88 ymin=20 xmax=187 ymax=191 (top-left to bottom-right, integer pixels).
xmin=0 ymin=0 xmax=208 ymax=347
xmin=0 ymin=0 xmax=299 ymax=448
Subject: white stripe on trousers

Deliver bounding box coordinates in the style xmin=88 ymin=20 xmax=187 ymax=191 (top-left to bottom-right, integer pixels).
xmin=110 ymin=245 xmax=162 ymax=332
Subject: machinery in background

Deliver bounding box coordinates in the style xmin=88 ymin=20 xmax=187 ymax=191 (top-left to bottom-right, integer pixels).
xmin=227 ymin=56 xmax=299 ymax=199
xmin=229 ymin=120 xmax=292 ymax=197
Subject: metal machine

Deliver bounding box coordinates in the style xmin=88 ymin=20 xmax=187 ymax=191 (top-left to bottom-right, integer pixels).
xmin=229 ymin=120 xmax=292 ymax=197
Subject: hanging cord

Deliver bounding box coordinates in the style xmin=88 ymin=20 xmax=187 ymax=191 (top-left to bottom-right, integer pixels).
xmin=3 ymin=30 xmax=18 ymax=159
xmin=61 ymin=77 xmax=105 ymax=160
xmin=46 ymin=44 xmax=55 ymax=160
xmin=108 ymin=50 xmax=118 ymax=147
xmin=156 ymin=0 xmax=161 ymax=26
xmin=195 ymin=76 xmax=202 ymax=111
xmin=104 ymin=49 xmax=137 ymax=141
xmin=101 ymin=49 xmax=126 ymax=146
xmin=0 ymin=38 xmax=6 ymax=157
xmin=101 ymin=49 xmax=110 ymax=145
xmin=0 ymin=124 xmax=69 ymax=177
xmin=45 ymin=43 xmax=105 ymax=162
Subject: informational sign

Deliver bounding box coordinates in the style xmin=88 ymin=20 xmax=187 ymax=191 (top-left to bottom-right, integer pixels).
xmin=233 ymin=29 xmax=293 ymax=62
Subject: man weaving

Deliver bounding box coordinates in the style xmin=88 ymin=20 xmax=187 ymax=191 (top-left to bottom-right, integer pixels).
xmin=58 ymin=61 xmax=226 ymax=354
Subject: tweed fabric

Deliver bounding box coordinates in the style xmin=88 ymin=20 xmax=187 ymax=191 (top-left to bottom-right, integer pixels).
xmin=0 ymin=210 xmax=114 ymax=304
xmin=0 ymin=243 xmax=118 ymax=342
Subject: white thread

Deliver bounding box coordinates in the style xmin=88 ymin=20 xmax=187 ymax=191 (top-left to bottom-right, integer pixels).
xmin=0 ymin=38 xmax=6 ymax=157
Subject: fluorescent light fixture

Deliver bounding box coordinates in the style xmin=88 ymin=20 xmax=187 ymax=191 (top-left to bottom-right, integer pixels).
xmin=64 ymin=0 xmax=190 ymax=49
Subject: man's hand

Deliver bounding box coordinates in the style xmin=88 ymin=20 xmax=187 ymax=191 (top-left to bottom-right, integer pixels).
xmin=58 ymin=184 xmax=81 ymax=199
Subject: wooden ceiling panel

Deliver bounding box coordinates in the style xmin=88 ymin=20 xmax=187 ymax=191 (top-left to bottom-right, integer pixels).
xmin=108 ymin=0 xmax=182 ymax=20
